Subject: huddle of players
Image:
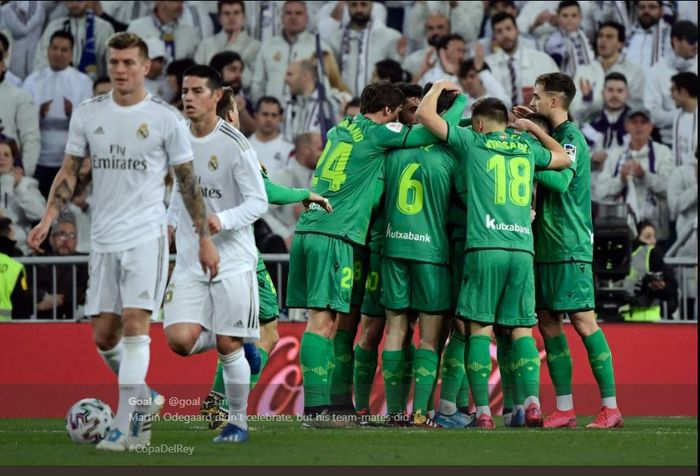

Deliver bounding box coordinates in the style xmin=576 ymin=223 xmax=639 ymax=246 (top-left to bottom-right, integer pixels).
xmin=287 ymin=72 xmax=624 ymax=430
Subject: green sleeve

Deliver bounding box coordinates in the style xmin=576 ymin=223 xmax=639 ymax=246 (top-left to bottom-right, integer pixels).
xmin=263 ymin=174 xmax=311 ymax=205
xmin=402 ymin=94 xmax=467 ymax=148
xmin=534 ymin=168 xmax=575 ymax=193
xmin=531 ymin=141 xmax=553 ymax=170
xmin=458 ymin=118 xmax=471 ymax=127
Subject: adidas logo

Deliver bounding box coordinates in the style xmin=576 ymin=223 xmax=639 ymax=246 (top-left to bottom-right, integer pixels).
xmin=138 ymin=290 xmax=151 ymax=300
xmin=93 ymin=126 xmax=105 ymax=135
xmin=234 ymin=320 xmax=244 ymax=328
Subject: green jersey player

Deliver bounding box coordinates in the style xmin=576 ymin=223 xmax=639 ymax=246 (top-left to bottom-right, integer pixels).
xmin=521 ymin=72 xmax=622 ymax=429
xmin=417 ymin=82 xmax=572 ymax=429
xmin=287 ymin=81 xmax=466 ymax=424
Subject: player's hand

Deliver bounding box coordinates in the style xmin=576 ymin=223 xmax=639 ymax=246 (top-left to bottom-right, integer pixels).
xmin=512 ymin=105 xmax=534 ymax=118
xmin=431 ymin=79 xmax=461 ymax=93
xmin=508 ymin=117 xmax=537 ymax=133
xmin=199 ymin=236 xmax=220 ymax=279
xmin=207 ymin=214 xmax=222 ymax=235
xmin=27 ymin=220 xmax=51 ymax=252
xmin=303 ymin=193 xmax=333 ymax=213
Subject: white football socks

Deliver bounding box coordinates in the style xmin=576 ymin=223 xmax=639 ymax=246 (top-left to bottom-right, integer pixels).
xmin=189 ymin=328 xmax=216 ymax=355
xmin=113 ymin=335 xmax=151 ymax=434
xmin=220 ymin=347 xmax=250 ymax=431
xmin=602 ymin=397 xmax=618 ymax=409
xmin=476 ymin=405 xmax=491 ymax=417
xmin=438 ymin=399 xmax=458 ymax=416
xmin=97 ymin=340 xmax=125 ymax=375
xmin=556 ymin=394 xmax=574 ymax=411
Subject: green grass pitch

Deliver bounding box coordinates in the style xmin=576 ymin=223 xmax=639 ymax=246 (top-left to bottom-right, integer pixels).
xmin=0 ymin=417 xmax=696 ymax=466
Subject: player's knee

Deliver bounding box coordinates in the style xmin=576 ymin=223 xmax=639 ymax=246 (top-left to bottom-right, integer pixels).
xmin=359 ymin=322 xmax=383 ymax=349
xmin=538 ymin=314 xmax=563 ymax=338
xmin=93 ymin=332 xmax=120 ymax=352
xmin=570 ymin=312 xmax=599 ymax=338
xmin=216 ymin=336 xmax=242 ymax=355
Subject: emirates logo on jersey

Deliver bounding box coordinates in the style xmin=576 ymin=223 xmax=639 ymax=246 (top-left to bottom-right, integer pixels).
xmin=137 ymin=123 xmax=149 ymax=139
xmin=208 ymin=155 xmax=219 ymax=171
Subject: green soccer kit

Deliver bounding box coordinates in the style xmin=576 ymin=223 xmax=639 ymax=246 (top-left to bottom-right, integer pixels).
xmin=361 ymin=213 xmax=385 ymax=317
xmin=448 ymin=125 xmax=552 ymax=327
xmin=533 ymin=120 xmax=595 ymax=312
xmin=287 ymin=95 xmax=466 ymax=312
xmin=381 ymin=143 xmax=458 ymax=313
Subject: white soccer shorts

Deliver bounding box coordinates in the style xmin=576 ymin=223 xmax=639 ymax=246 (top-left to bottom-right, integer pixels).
xmin=84 ymin=235 xmax=169 ymax=316
xmin=162 ymin=269 xmax=260 ymax=339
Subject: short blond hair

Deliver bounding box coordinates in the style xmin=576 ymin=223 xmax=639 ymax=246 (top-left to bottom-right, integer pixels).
xmin=107 ymin=32 xmax=149 ymax=60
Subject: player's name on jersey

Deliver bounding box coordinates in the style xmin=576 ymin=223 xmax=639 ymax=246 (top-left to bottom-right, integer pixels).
xmin=337 ymin=118 xmax=365 ymax=142
xmin=485 ymin=138 xmax=531 ymax=154
xmin=385 ymin=223 xmax=432 ymax=243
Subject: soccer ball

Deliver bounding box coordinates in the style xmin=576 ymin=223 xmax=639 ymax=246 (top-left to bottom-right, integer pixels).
xmin=65 ymin=398 xmax=113 ymax=444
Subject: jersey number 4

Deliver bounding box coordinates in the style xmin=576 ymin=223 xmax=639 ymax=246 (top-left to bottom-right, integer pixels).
xmin=312 ymin=140 xmax=352 ymax=192
xmin=487 ymin=154 xmax=531 ymax=207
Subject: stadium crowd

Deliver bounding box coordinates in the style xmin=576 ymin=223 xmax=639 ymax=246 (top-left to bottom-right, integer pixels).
xmin=0 ymin=0 xmax=697 ymax=322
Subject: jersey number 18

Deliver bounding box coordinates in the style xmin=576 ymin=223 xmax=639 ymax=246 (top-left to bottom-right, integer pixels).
xmin=487 ymin=154 xmax=531 ymax=207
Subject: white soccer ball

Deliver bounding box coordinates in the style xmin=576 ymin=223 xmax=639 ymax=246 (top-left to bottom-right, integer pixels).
xmin=65 ymin=398 xmax=114 ymax=444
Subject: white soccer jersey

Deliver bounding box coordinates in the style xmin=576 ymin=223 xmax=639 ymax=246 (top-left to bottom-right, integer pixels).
xmin=169 ymin=119 xmax=268 ymax=282
xmin=65 ymin=91 xmax=193 ymax=253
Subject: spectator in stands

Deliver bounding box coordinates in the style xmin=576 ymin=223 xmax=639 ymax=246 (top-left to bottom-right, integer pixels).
xmin=402 ymin=14 xmax=450 ymax=79
xmin=621 ymin=220 xmax=678 ymax=321
xmin=571 ymin=21 xmax=645 ymax=123
xmin=343 ymin=97 xmax=360 ymax=118
xmin=543 ymin=1 xmax=594 ymax=77
xmin=245 ymin=1 xmax=284 ymax=43
xmin=0 ymin=32 xmax=23 ymax=87
xmin=143 ymin=37 xmax=172 ymax=101
xmin=34 ymin=1 xmax=115 ymax=78
xmin=92 ymin=75 xmax=111 ymax=96
xmin=102 ymin=1 xmax=213 ymax=37
xmin=0 ymin=135 xmax=45 ymax=256
xmin=316 ymin=50 xmax=353 ymax=112
xmin=35 ymin=212 xmax=88 ymax=319
xmin=670 ymin=72 xmax=698 ymax=167
xmin=22 ymin=30 xmax=93 ymax=198
xmin=414 ymin=33 xmax=465 ymax=87
xmin=165 ymin=58 xmax=195 ymax=111
xmin=478 ymin=0 xmax=538 ymax=55
xmin=0 ymin=41 xmax=40 ymax=177
xmin=485 ymin=12 xmax=558 ymax=108
xmin=406 ymin=1 xmax=483 ymax=53
xmin=195 ymin=0 xmax=260 ymax=92
xmin=209 ymin=51 xmax=256 ymax=135
xmin=319 ymin=1 xmax=403 ymax=96
xmin=248 ymin=96 xmax=294 ymax=177
xmin=625 ymin=0 xmax=673 ymax=70
xmin=0 ymin=1 xmax=45 ymax=80
xmin=595 ymin=108 xmax=674 ymax=246
xmin=262 ymin=131 xmax=322 ymax=251
xmin=644 ymin=20 xmax=698 ymax=147
xmin=282 ymin=59 xmax=337 ymax=142
xmin=667 ymin=153 xmax=698 ymax=259
xmin=0 ymin=217 xmax=31 ymax=320
xmin=127 ymin=0 xmax=200 ymax=62
xmin=582 ymin=72 xmax=631 ymax=195
xmin=517 ymin=0 xmax=559 ymax=41
xmin=457 ymin=55 xmax=511 ymax=117
xmin=251 ymin=1 xmax=330 ymax=103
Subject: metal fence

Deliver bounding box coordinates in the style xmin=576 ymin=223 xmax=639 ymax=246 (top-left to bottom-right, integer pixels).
xmin=8 ymin=254 xmax=699 ymax=321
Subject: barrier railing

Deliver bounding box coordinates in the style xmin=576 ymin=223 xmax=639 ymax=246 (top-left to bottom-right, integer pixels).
xmin=9 ymin=254 xmax=698 ymax=321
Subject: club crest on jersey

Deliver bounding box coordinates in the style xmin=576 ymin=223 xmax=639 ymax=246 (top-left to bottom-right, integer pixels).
xmin=385 ymin=122 xmax=403 ymax=133
xmin=137 ymin=123 xmax=149 ymax=139
xmin=208 ymin=155 xmax=219 ymax=171
xmin=564 ymin=144 xmax=577 ymax=162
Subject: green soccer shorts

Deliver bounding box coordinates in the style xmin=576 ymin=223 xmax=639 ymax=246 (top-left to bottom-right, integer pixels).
xmin=381 ymin=256 xmax=451 ymax=313
xmin=361 ymin=250 xmax=384 ymax=317
xmin=450 ymin=240 xmax=466 ymax=311
xmin=456 ymin=249 xmax=536 ymax=328
xmin=286 ymin=233 xmax=354 ymax=313
xmin=535 ymin=261 xmax=595 ymax=312
xmin=257 ymin=267 xmax=279 ymax=323
xmin=351 ymin=244 xmax=369 ymax=308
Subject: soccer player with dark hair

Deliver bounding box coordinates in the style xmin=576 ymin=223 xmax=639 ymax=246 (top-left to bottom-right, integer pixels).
xmin=417 ymin=81 xmax=572 ymax=429
xmin=520 ymin=71 xmax=624 ymax=429
xmin=287 ymin=80 xmax=466 ymax=426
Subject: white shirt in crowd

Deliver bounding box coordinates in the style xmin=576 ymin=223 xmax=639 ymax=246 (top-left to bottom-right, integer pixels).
xmin=625 ymin=20 xmax=673 ymax=70
xmin=0 ymin=78 xmax=41 ymax=176
xmin=404 ymin=1 xmax=483 ymax=52
xmin=127 ymin=14 xmax=200 ymax=61
xmin=0 ymin=172 xmax=45 ymax=255
xmin=168 ymin=119 xmax=267 ymax=282
xmin=194 ymin=30 xmax=261 ymax=90
xmin=485 ymin=45 xmax=559 ymax=106
xmin=644 ymin=53 xmax=698 ymax=145
xmin=672 ymin=107 xmax=698 ymax=166
xmin=667 ymin=163 xmax=698 ymax=259
xmin=22 ymin=65 xmax=93 ymax=169
xmin=248 ymin=133 xmax=294 ymax=178
xmin=65 ymin=91 xmax=193 ymax=253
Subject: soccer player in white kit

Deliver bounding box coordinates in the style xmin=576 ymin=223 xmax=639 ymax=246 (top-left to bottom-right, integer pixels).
xmin=163 ymin=65 xmax=268 ymax=443
xmin=27 ymin=33 xmax=220 ymax=452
